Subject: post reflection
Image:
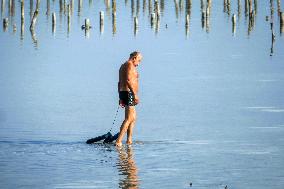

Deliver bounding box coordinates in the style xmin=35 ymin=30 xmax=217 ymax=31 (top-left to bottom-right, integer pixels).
xmin=116 ymin=146 xmax=139 ymax=189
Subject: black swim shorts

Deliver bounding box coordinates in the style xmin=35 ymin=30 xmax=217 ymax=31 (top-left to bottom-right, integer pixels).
xmin=119 ymin=91 xmax=135 ymax=106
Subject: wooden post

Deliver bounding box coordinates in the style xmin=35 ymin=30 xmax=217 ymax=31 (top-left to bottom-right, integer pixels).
xmin=134 ymin=16 xmax=138 ymax=28
xmin=254 ymin=0 xmax=257 ymax=14
xmin=232 ymin=14 xmax=236 ymax=34
xmin=30 ymin=0 xmax=33 ymax=21
xmin=155 ymin=13 xmax=159 ymax=34
xmin=248 ymin=0 xmax=252 ymax=16
xmin=13 ymin=23 xmax=16 ymax=32
xmin=280 ymin=12 xmax=284 ymax=25
xmin=270 ymin=30 xmax=275 ymax=56
xmin=136 ymin=0 xmax=140 ymax=17
xmin=100 ymin=11 xmax=104 ymax=26
xmin=78 ymin=0 xmax=82 ymax=16
xmin=59 ymin=0 xmax=63 ymax=13
xmin=112 ymin=12 xmax=116 ymax=34
xmin=21 ymin=17 xmax=24 ymax=39
xmin=70 ymin=0 xmax=74 ymax=14
xmin=46 ymin=0 xmax=50 ymax=16
xmin=52 ymin=12 xmax=56 ymax=33
xmin=185 ymin=14 xmax=189 ymax=26
xmin=8 ymin=0 xmax=11 ymax=16
xmin=148 ymin=0 xmax=152 ymax=16
xmin=161 ymin=0 xmax=165 ymax=14
xmin=67 ymin=4 xmax=70 ymax=32
xmin=112 ymin=0 xmax=116 ymax=13
xmin=63 ymin=0 xmax=66 ymax=15
xmin=277 ymin=0 xmax=281 ymax=15
xmin=280 ymin=12 xmax=284 ymax=34
xmin=205 ymin=11 xmax=210 ymax=32
xmin=185 ymin=0 xmax=191 ymax=17
xmin=30 ymin=0 xmax=40 ymax=30
xmin=134 ymin=16 xmax=138 ymax=35
xmin=185 ymin=14 xmax=189 ymax=36
xmin=20 ymin=0 xmax=24 ymax=37
xmin=30 ymin=10 xmax=39 ymax=30
xmin=238 ymin=0 xmax=241 ymax=18
xmin=21 ymin=0 xmax=24 ymax=20
xmin=143 ymin=0 xmax=146 ymax=14
xmin=174 ymin=0 xmax=178 ymax=19
xmin=245 ymin=0 xmax=248 ymax=17
xmin=201 ymin=0 xmax=204 ymax=11
xmin=84 ymin=18 xmax=90 ymax=29
xmin=154 ymin=0 xmax=160 ymax=18
xmin=131 ymin=0 xmax=134 ymax=17
xmin=150 ymin=12 xmax=155 ymax=27
xmin=226 ymin=0 xmax=230 ymax=15
xmin=100 ymin=11 xmax=104 ymax=34
xmin=1 ymin=0 xmax=5 ymax=17
xmin=201 ymin=11 xmax=205 ymax=29
xmin=206 ymin=6 xmax=210 ymax=18
xmin=232 ymin=14 xmax=236 ymax=24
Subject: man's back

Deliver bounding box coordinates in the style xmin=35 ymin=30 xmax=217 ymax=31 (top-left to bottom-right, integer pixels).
xmin=119 ymin=62 xmax=129 ymax=92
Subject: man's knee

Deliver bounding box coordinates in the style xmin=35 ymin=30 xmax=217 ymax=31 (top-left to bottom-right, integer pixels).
xmin=123 ymin=118 xmax=131 ymax=125
xmin=126 ymin=115 xmax=136 ymax=123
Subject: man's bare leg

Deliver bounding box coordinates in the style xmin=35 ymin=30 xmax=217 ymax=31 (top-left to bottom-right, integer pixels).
xmin=127 ymin=107 xmax=136 ymax=145
xmin=116 ymin=106 xmax=131 ymax=146
xmin=116 ymin=106 xmax=136 ymax=146
xmin=126 ymin=121 xmax=135 ymax=145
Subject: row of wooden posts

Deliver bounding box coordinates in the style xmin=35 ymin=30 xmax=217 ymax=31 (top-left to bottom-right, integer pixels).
xmin=2 ymin=0 xmax=284 ymax=36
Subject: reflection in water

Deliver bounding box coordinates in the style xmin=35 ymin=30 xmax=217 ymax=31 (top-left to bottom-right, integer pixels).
xmin=116 ymin=146 xmax=139 ymax=189
xmin=1 ymin=0 xmax=4 ymax=18
xmin=30 ymin=28 xmax=38 ymax=49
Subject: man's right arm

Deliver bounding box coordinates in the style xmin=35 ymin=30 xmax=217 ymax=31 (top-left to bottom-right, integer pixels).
xmin=126 ymin=65 xmax=139 ymax=104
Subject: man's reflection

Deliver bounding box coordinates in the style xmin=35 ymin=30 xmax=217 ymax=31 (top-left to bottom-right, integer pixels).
xmin=116 ymin=146 xmax=139 ymax=189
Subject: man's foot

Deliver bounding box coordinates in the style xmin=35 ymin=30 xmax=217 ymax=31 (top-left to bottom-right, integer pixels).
xmin=115 ymin=142 xmax=122 ymax=147
xmin=126 ymin=140 xmax=132 ymax=145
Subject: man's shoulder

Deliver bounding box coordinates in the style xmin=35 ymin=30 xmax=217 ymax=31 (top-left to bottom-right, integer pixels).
xmin=125 ymin=62 xmax=135 ymax=70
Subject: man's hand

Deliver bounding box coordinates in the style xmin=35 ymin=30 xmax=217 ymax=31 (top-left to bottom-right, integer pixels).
xmin=119 ymin=100 xmax=125 ymax=108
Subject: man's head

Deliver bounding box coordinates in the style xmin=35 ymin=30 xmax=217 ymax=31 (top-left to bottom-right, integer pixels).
xmin=129 ymin=51 xmax=142 ymax=67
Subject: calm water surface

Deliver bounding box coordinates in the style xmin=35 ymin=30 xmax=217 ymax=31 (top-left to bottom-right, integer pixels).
xmin=0 ymin=0 xmax=284 ymax=188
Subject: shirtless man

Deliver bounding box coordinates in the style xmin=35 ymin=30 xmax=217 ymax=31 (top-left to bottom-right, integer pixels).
xmin=116 ymin=51 xmax=142 ymax=147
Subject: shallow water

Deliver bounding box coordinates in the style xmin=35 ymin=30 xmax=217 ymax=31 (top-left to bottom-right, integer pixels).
xmin=1 ymin=0 xmax=284 ymax=188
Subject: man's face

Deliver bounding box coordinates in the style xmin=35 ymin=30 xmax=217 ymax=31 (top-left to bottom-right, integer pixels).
xmin=134 ymin=54 xmax=142 ymax=67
